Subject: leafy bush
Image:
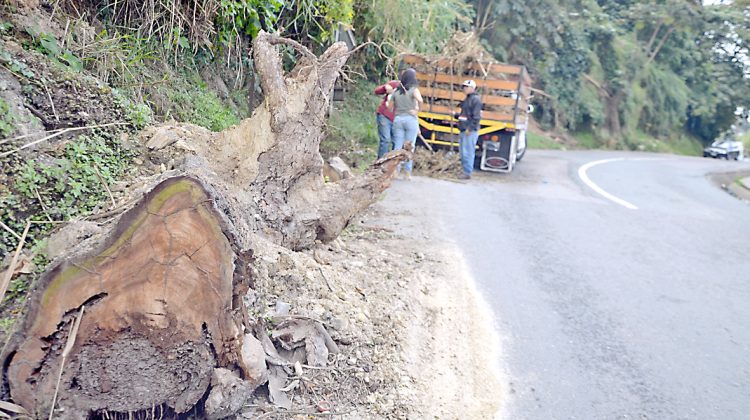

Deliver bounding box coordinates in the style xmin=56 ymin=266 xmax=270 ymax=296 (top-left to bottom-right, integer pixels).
xmin=25 ymin=29 xmax=83 ymax=72
xmin=216 ymin=0 xmax=283 ymax=43
xmin=167 ymin=83 xmax=240 ymax=132
xmin=113 ymin=89 xmax=153 ymax=129
xmin=1 ymin=131 xmax=135 ymax=255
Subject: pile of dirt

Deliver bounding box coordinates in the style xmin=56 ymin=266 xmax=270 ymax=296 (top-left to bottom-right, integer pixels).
xmin=230 ymin=205 xmax=502 ymax=418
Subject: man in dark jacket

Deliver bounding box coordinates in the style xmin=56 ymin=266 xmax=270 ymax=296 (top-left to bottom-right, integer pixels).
xmin=374 ymin=80 xmax=400 ymax=158
xmin=455 ymin=79 xmax=482 ymax=179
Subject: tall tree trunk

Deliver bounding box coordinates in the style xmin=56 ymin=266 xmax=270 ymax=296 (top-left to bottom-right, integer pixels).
xmin=605 ymin=91 xmax=624 ymax=137
xmin=645 ymin=26 xmax=675 ymax=67
xmin=1 ymin=31 xmax=407 ymax=418
xmin=644 ymin=20 xmax=663 ymax=56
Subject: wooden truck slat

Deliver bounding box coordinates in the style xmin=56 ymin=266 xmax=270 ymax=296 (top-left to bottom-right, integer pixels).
xmin=422 ymin=104 xmax=516 ymax=122
xmin=419 ymin=87 xmax=517 ymax=106
xmin=402 ymin=55 xmax=526 ymax=77
xmin=415 ymin=73 xmax=520 ymax=91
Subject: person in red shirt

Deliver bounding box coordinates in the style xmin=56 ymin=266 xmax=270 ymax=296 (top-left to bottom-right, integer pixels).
xmin=374 ymin=80 xmax=400 ymax=158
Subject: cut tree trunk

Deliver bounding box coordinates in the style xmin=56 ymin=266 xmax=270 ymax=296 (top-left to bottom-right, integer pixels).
xmin=2 ymin=31 xmax=407 ymax=418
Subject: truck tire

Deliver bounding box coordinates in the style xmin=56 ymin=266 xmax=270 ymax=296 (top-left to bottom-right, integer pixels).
xmin=516 ymin=146 xmax=526 ymax=162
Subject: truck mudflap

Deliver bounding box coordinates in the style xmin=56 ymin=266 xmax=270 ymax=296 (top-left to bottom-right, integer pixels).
xmin=480 ymin=132 xmax=518 ymax=173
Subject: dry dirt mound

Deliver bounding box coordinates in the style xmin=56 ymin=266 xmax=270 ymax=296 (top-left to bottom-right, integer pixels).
xmin=234 ymin=204 xmax=503 ymax=418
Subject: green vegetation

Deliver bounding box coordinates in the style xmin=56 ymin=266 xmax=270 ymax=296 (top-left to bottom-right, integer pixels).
xmin=627 ymin=131 xmax=702 ymax=156
xmin=113 ymin=89 xmax=153 ymax=129
xmin=0 ymin=131 xmax=135 ymax=255
xmin=0 ymin=98 xmax=14 ymax=137
xmin=526 ymin=132 xmax=563 ymax=150
xmin=329 ymin=0 xmax=750 ymax=156
xmin=475 ymin=0 xmax=750 ymax=149
xmin=738 ymin=131 xmax=750 ymax=152
xmin=324 ymin=81 xmax=381 ymax=169
xmin=353 ymin=0 xmax=473 ymax=61
xmin=0 ymin=317 xmax=15 ymax=335
xmin=165 ymin=80 xmax=240 ymax=132
xmin=25 ymin=28 xmax=83 ymax=72
xmin=573 ymin=132 xmax=601 ymax=150
xmin=0 ymin=46 xmax=35 ymax=79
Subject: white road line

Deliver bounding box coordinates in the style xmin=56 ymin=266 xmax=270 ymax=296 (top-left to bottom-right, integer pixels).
xmin=578 ymin=158 xmax=639 ymax=210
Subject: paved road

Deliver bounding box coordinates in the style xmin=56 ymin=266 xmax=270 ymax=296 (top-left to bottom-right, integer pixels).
xmin=379 ymin=151 xmax=750 ymax=420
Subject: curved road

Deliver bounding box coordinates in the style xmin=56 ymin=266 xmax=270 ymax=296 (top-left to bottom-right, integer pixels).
xmin=378 ymin=151 xmax=750 ymax=419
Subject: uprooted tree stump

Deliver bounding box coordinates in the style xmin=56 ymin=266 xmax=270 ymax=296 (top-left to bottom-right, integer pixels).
xmin=2 ymin=31 xmax=407 ymax=418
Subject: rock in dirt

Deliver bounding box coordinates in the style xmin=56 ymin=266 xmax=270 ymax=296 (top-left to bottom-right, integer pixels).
xmin=241 ymin=333 xmax=268 ymax=388
xmin=323 ymin=156 xmax=353 ymax=182
xmin=272 ymin=318 xmax=339 ymax=367
xmin=267 ymin=365 xmax=293 ymax=410
xmin=143 ymin=125 xmax=204 ymax=150
xmin=204 ymin=368 xmax=254 ymax=420
xmin=329 ymin=157 xmax=353 ymax=179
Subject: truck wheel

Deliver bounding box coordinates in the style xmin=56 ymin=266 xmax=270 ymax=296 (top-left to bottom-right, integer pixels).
xmin=516 ymin=147 xmax=526 ymax=162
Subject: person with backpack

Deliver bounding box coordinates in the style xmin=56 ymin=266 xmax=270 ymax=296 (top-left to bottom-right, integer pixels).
xmin=455 ymin=79 xmax=482 ymax=180
xmin=387 ymin=68 xmax=423 ymax=178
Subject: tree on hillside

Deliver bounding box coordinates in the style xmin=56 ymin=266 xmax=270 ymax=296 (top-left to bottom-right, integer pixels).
xmin=473 ymin=0 xmax=591 ymax=131
xmin=473 ymin=0 xmax=750 ymax=147
xmin=350 ymin=0 xmax=474 ymax=77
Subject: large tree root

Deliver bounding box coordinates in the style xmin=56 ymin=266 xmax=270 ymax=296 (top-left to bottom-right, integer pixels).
xmin=2 ymin=31 xmax=407 ymax=417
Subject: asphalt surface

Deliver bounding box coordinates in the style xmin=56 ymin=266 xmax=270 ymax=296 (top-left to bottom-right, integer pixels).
xmin=379 ymin=151 xmax=750 ymax=420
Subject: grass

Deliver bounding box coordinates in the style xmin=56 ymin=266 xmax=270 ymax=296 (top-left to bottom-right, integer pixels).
xmin=73 ymin=29 xmax=243 ymax=132
xmin=738 ymin=130 xmax=750 ymax=152
xmin=526 ymin=131 xmax=563 ymax=150
xmin=564 ymin=129 xmax=703 ymax=155
xmin=323 ymin=79 xmax=381 ymax=170
xmin=626 ymin=130 xmax=702 ymax=156
xmin=154 ymin=70 xmax=241 ymax=132
xmin=573 ymin=131 xmax=602 ymax=149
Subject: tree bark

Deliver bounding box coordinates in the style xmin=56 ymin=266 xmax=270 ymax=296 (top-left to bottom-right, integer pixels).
xmin=604 ymin=91 xmax=624 ymax=137
xmin=2 ymin=31 xmax=408 ymax=418
xmin=645 ymin=26 xmax=675 ymax=67
xmin=644 ymin=20 xmax=663 ymax=57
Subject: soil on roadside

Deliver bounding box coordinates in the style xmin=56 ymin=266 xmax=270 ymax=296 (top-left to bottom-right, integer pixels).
xmin=236 ymin=200 xmax=503 ymax=419
xmin=709 ymin=169 xmax=750 ymax=203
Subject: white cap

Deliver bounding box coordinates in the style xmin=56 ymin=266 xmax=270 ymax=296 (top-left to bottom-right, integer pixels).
xmin=462 ymin=79 xmax=476 ymax=89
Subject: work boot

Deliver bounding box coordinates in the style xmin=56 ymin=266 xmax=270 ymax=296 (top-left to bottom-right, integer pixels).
xmin=457 ymin=172 xmax=471 ymax=180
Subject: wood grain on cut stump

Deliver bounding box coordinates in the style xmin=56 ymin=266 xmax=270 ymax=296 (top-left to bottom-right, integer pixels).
xmin=7 ymin=177 xmax=239 ymax=416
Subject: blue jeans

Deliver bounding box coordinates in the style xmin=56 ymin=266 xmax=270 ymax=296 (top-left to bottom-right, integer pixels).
xmin=459 ymin=130 xmax=479 ymax=175
xmin=376 ymin=114 xmax=393 ymax=159
xmin=392 ymin=114 xmax=418 ymax=172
